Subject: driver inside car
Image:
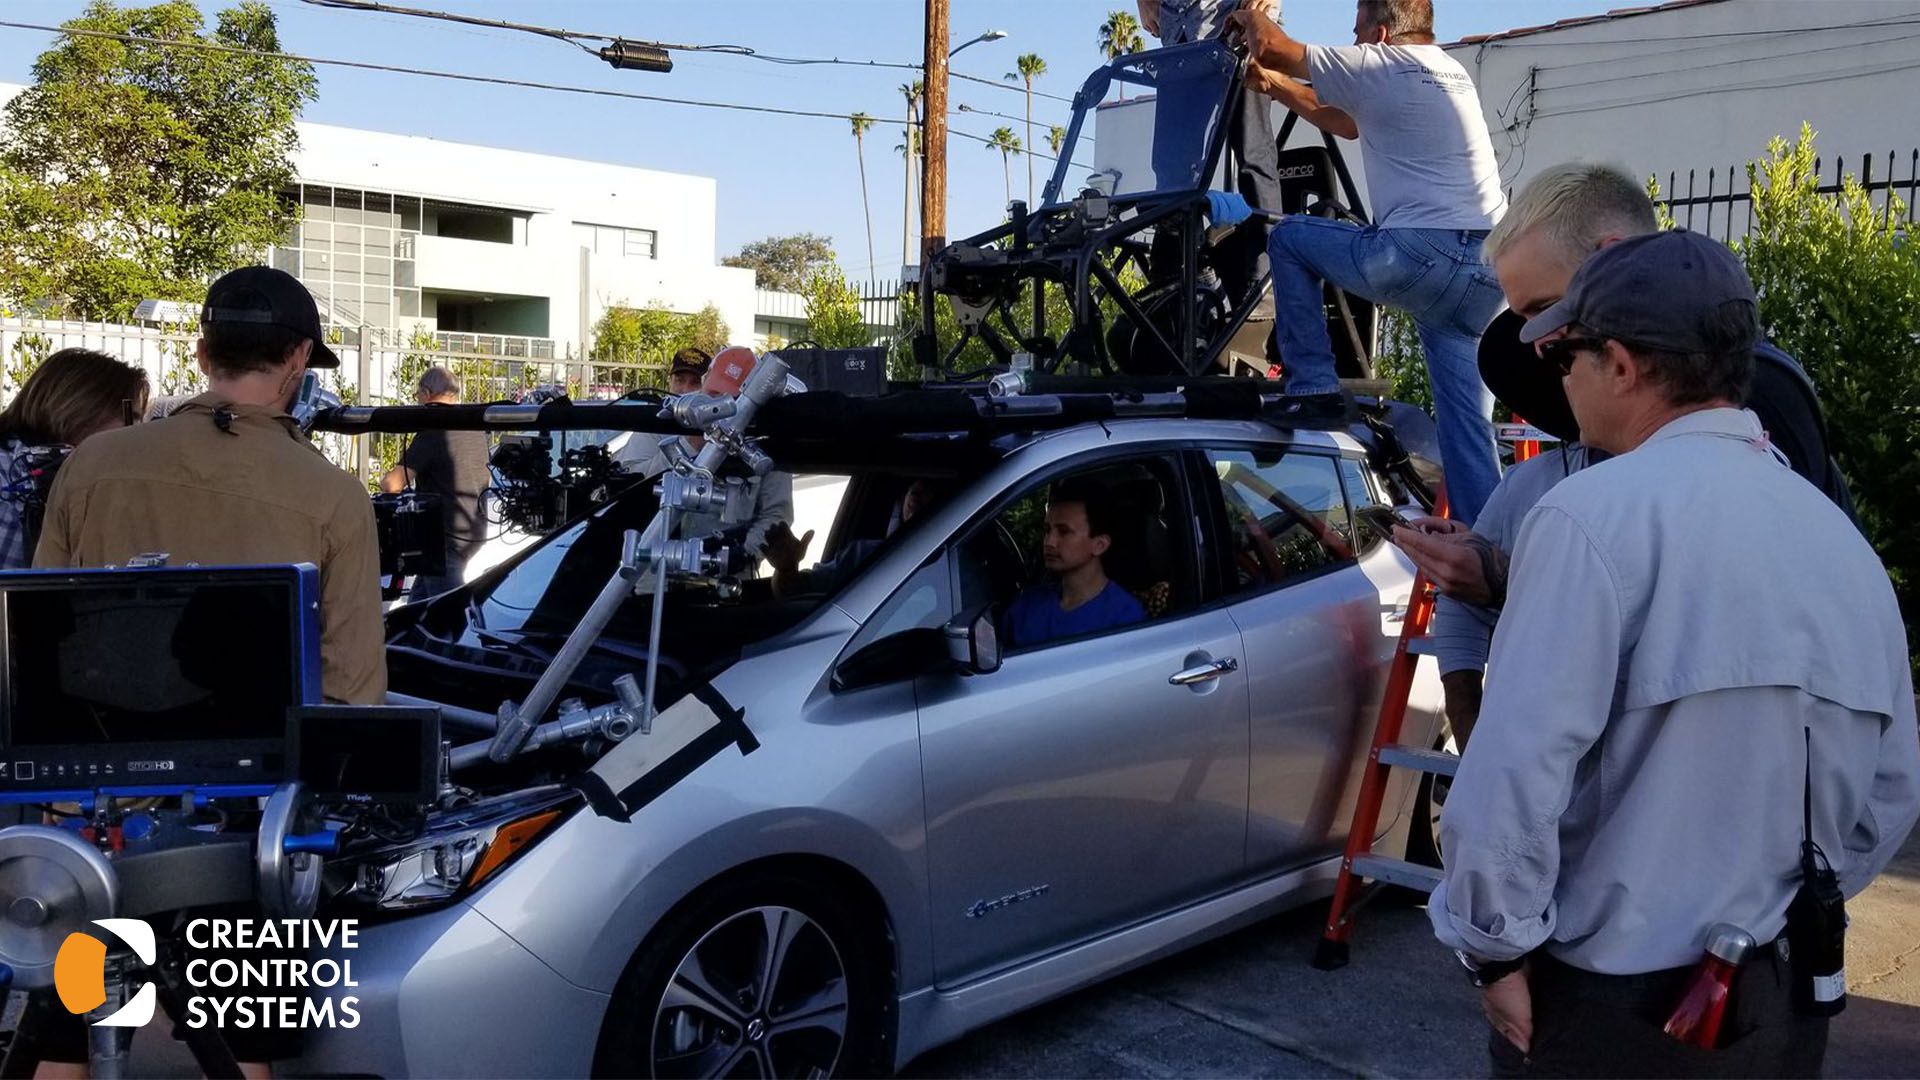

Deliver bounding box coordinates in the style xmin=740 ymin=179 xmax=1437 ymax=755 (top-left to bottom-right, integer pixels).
xmin=1005 ymin=481 xmax=1146 ymax=649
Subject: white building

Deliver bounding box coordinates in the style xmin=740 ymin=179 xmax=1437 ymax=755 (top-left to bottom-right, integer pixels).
xmin=275 ymin=122 xmax=755 ymax=356
xmin=0 ymin=81 xmax=758 ymax=358
xmin=1092 ymin=0 xmax=1920 ymax=221
xmin=1448 ymin=0 xmax=1920 ymax=204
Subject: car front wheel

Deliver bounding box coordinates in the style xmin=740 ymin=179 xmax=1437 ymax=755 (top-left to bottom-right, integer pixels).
xmin=596 ymin=874 xmax=887 ymax=1079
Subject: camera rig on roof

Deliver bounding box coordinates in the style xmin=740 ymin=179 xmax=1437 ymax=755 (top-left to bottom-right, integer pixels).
xmin=915 ymin=40 xmax=1378 ymax=384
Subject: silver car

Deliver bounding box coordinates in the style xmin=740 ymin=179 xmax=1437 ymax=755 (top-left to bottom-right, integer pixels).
xmin=294 ymin=414 xmax=1446 ymax=1078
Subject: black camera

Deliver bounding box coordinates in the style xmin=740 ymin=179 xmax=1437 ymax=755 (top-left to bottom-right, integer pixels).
xmin=372 ymin=492 xmax=447 ymax=599
xmin=488 ymin=435 xmax=624 ymax=536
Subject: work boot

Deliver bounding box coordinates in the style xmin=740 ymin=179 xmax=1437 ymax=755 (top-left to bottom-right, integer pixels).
xmin=1271 ymin=392 xmax=1350 ymax=429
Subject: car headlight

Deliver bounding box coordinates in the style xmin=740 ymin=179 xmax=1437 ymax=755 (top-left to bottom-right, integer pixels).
xmin=334 ymin=786 xmax=578 ymax=912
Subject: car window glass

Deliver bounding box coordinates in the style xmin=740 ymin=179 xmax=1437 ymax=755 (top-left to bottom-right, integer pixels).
xmin=848 ymin=555 xmax=951 ymax=652
xmin=1338 ymin=457 xmax=1392 ymax=556
xmin=1207 ymin=449 xmax=1353 ymax=593
xmin=952 ymin=457 xmax=1185 ymax=653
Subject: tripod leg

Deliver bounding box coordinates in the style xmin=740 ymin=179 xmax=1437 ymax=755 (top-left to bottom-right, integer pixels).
xmin=154 ymin=974 xmax=242 ymax=1080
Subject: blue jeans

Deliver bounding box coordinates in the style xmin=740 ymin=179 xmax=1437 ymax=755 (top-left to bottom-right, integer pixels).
xmin=1268 ymin=218 xmax=1505 ymax=524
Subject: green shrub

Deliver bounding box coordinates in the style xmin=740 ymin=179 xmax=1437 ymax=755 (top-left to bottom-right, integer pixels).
xmin=1733 ymin=125 xmax=1920 ymax=671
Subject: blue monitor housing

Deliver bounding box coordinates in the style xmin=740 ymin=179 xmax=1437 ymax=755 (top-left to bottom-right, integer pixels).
xmin=0 ymin=564 xmax=320 ymax=800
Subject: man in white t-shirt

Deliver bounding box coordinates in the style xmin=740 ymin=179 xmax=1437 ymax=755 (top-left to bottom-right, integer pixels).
xmin=1228 ymin=0 xmax=1506 ymax=524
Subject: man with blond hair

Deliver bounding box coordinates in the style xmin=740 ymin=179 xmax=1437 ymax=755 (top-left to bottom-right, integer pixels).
xmin=1395 ymin=162 xmax=1856 ymax=742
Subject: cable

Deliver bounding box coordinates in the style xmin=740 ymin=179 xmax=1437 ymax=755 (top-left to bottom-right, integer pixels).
xmin=0 ymin=20 xmax=885 ymax=124
xmin=298 ymin=0 xmax=1075 ymax=103
xmin=953 ymin=70 xmax=1075 ymax=104
xmin=1469 ymin=12 xmax=1920 ymax=49
xmin=1531 ymin=27 xmax=1920 ymax=93
xmin=1529 ymin=55 xmax=1920 ymax=122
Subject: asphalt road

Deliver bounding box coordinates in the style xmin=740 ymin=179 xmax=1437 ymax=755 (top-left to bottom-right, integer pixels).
xmin=904 ymin=831 xmax=1920 ymax=1078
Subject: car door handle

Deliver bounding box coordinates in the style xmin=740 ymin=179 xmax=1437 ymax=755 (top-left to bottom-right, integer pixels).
xmin=1169 ymin=657 xmax=1239 ymax=685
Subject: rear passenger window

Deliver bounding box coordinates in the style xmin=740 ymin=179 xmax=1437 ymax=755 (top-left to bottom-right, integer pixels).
xmin=1206 ymin=450 xmax=1354 ymax=593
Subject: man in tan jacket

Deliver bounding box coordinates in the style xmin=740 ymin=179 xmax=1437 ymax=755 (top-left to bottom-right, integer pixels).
xmin=36 ymin=266 xmax=385 ymax=706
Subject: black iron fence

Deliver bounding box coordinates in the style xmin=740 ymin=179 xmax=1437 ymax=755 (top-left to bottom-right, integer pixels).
xmin=1658 ymin=149 xmax=1919 ymax=243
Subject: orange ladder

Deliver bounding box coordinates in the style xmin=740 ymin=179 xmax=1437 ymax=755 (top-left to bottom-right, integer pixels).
xmin=1310 ymin=421 xmax=1560 ymax=969
xmin=1310 ymin=563 xmax=1453 ymax=970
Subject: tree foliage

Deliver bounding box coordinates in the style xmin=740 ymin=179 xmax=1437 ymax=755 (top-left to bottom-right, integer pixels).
xmin=1098 ymin=10 xmax=1146 ymax=59
xmin=721 ymin=233 xmax=836 ymax=293
xmin=1730 ymin=125 xmax=1920 ymax=668
xmin=0 ymin=0 xmax=317 ymax=319
xmin=590 ymin=302 xmax=731 ymax=370
xmin=799 ymin=263 xmax=871 ymax=349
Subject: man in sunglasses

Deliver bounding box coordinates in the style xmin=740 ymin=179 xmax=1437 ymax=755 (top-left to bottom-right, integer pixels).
xmin=1426 ymin=228 xmax=1918 ymax=1077
xmin=1393 ymin=163 xmax=1857 ymax=746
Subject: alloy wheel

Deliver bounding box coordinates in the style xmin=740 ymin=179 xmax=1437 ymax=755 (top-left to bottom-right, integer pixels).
xmin=651 ymin=905 xmax=850 ymax=1079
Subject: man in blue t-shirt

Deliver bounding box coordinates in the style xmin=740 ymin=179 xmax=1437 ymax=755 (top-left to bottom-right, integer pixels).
xmin=1006 ymin=483 xmax=1147 ymax=648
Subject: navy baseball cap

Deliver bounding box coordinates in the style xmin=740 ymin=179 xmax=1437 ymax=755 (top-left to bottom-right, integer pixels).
xmin=1519 ymin=230 xmax=1758 ymax=355
xmin=201 ymin=266 xmax=341 ymax=368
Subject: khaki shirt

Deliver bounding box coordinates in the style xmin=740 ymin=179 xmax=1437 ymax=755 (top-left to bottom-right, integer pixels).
xmin=34 ymin=393 xmax=387 ymax=704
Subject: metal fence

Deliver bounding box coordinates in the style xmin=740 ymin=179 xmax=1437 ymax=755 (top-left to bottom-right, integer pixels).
xmin=0 ymin=316 xmax=674 ymax=486
xmin=1657 ymin=149 xmax=1920 ymax=243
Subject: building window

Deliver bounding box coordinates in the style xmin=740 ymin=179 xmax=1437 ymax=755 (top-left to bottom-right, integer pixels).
xmin=576 ymin=221 xmax=657 ymax=259
xmin=272 ymin=183 xmax=427 ymax=331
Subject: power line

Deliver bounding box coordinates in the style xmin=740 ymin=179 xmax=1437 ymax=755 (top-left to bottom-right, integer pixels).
xmin=1532 ymin=27 xmax=1920 ymax=95
xmin=299 ymin=0 xmax=1075 ymax=102
xmin=0 ymin=19 xmax=893 ymax=125
xmin=1470 ymin=12 xmax=1920 ymax=49
xmin=1528 ymin=55 xmax=1920 ymax=122
xmin=0 ymin=18 xmax=1075 ymax=180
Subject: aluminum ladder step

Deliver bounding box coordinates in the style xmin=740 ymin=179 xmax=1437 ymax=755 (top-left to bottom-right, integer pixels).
xmin=1350 ymin=853 xmax=1443 ymax=893
xmin=1375 ymin=743 xmax=1459 ymax=777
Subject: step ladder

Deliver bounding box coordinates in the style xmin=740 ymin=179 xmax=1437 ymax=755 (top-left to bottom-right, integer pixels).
xmin=1309 ymin=427 xmax=1555 ymax=971
xmin=1311 ymin=562 xmax=1455 ymax=970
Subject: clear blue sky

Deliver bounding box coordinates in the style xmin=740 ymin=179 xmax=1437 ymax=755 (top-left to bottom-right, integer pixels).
xmin=0 ymin=0 xmax=1605 ymax=282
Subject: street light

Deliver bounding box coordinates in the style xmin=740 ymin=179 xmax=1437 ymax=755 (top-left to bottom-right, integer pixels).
xmin=949 ymin=29 xmax=1008 ymax=58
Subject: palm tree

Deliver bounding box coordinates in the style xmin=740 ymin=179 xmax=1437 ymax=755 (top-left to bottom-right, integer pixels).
xmin=850 ymin=111 xmax=876 ymax=286
xmin=1004 ymin=53 xmax=1048 ymax=204
xmin=987 ymin=127 xmax=1022 ymax=207
xmin=1098 ymin=11 xmax=1146 ymax=100
xmin=898 ymin=80 xmax=922 ymax=274
xmin=1048 ymin=124 xmax=1068 ymax=155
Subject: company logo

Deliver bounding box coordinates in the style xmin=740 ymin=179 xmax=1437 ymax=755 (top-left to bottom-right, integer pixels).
xmin=54 ymin=919 xmax=158 ymax=1027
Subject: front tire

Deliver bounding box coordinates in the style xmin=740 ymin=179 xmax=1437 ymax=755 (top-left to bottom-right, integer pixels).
xmin=595 ymin=873 xmax=888 ymax=1079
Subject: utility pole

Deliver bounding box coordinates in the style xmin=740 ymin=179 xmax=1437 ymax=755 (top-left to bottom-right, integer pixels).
xmin=921 ymin=0 xmax=949 ymax=264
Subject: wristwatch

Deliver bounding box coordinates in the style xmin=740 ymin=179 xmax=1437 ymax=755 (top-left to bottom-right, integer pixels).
xmin=1455 ymin=949 xmax=1526 ymax=988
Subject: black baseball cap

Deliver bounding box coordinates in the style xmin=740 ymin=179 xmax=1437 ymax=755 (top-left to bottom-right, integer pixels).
xmin=669 ymin=347 xmax=712 ymax=378
xmin=201 ymin=266 xmax=341 ymax=368
xmin=1519 ymin=230 xmax=1758 ymax=353
xmin=1478 ymin=309 xmax=1580 ymax=442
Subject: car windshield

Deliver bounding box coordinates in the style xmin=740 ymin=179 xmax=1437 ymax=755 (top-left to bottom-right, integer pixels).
xmin=1042 ymin=41 xmax=1238 ymax=207
xmin=467 ymin=471 xmax=854 ymax=645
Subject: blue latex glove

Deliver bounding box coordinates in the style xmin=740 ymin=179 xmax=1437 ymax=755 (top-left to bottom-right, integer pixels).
xmin=1206 ymin=190 xmax=1254 ymax=227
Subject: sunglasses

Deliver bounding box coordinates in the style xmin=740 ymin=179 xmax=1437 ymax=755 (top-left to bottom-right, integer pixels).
xmin=1536 ymin=336 xmax=1607 ymax=375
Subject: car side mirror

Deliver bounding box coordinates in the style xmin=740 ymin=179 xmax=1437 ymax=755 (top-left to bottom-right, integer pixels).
xmin=833 ymin=627 xmax=946 ymax=691
xmin=943 ymin=604 xmax=1001 ymax=676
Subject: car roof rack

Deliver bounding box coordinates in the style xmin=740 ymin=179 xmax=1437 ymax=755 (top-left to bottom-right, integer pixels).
xmin=308 ymin=374 xmax=1403 ymax=441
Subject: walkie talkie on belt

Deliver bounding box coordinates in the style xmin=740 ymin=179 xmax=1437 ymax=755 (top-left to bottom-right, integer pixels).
xmin=1787 ymin=727 xmax=1848 ymax=1017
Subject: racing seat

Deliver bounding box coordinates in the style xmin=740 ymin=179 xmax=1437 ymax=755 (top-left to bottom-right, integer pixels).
xmin=1098 ymin=466 xmax=1179 ymax=619
xmin=1272 ymin=128 xmax=1379 ymax=381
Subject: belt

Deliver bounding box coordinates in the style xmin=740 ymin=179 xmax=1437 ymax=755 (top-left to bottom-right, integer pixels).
xmin=1536 ymin=937 xmax=1790 ymax=1009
